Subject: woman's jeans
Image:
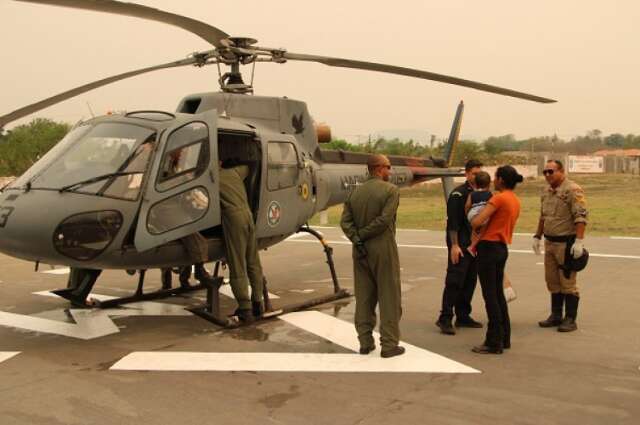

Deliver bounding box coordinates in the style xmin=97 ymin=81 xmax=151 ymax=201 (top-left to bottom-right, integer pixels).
xmin=477 ymin=241 xmax=510 ymax=348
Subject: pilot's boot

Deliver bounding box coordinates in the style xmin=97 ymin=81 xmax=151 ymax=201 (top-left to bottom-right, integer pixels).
xmin=252 ymin=301 xmax=264 ymax=319
xmin=234 ymin=308 xmax=255 ymax=324
xmin=539 ymin=293 xmax=564 ymax=327
xmin=160 ymin=268 xmax=172 ymax=290
xmin=178 ymin=266 xmax=192 ymax=288
xmin=558 ymin=294 xmax=579 ymax=332
xmin=194 ymin=263 xmax=214 ymax=285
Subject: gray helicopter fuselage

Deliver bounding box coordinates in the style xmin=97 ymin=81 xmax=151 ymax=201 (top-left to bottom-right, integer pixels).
xmin=0 ymin=93 xmax=422 ymax=270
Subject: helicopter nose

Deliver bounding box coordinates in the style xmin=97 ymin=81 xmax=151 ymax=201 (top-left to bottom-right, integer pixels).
xmin=0 ymin=191 xmax=59 ymax=262
xmin=0 ymin=191 xmax=133 ymax=265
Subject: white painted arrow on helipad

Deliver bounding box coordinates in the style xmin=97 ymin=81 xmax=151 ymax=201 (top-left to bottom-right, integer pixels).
xmin=111 ymin=311 xmax=480 ymax=374
xmin=0 ymin=352 xmax=20 ymax=364
xmin=0 ymin=292 xmax=192 ymax=340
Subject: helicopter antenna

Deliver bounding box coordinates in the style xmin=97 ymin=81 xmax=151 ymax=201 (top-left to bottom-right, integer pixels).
xmin=85 ymin=101 xmax=95 ymax=118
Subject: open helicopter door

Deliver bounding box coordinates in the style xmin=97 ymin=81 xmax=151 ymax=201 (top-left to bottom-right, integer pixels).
xmin=134 ymin=111 xmax=220 ymax=252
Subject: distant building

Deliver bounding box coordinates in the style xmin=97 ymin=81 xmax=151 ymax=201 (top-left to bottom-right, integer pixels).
xmin=593 ymin=149 xmax=640 ymax=157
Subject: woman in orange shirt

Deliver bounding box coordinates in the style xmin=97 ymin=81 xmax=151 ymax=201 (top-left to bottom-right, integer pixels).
xmin=470 ymin=165 xmax=523 ymax=354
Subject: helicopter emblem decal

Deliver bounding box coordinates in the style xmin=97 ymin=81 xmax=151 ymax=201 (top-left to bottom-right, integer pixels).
xmin=267 ymin=201 xmax=282 ymax=227
xmin=292 ymin=113 xmax=305 ymax=134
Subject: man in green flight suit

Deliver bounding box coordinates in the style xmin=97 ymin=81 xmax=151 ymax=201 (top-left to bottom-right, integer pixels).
xmin=219 ymin=163 xmax=264 ymax=323
xmin=340 ymin=154 xmax=404 ymax=358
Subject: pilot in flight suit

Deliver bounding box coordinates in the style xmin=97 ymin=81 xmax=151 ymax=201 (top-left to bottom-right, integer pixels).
xmin=340 ymin=154 xmax=404 ymax=358
xmin=219 ymin=164 xmax=264 ymax=323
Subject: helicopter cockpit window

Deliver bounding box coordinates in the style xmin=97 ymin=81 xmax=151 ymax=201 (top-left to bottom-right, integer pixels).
xmin=156 ymin=122 xmax=209 ymax=192
xmin=267 ymin=142 xmax=299 ymax=191
xmin=17 ymin=123 xmax=156 ymax=201
xmin=7 ymin=124 xmax=92 ymax=191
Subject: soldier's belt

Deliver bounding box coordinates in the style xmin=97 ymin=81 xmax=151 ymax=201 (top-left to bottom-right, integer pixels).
xmin=544 ymin=234 xmax=576 ymax=243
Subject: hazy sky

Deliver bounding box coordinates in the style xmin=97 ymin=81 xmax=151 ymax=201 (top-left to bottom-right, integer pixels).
xmin=1 ymin=0 xmax=639 ymax=142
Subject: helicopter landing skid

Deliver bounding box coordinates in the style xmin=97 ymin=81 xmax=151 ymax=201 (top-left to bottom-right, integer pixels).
xmin=187 ymin=226 xmax=352 ymax=328
xmin=52 ymin=268 xmax=102 ymax=308
xmin=187 ymin=278 xmax=351 ymax=328
xmin=51 ymin=268 xmax=205 ymax=309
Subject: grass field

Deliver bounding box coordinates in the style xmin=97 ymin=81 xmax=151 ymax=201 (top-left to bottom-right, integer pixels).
xmin=310 ymin=174 xmax=640 ymax=236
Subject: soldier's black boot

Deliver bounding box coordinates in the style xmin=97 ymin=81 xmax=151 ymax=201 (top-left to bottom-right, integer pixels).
xmin=538 ymin=293 xmax=564 ymax=327
xmin=558 ymin=294 xmax=579 ymax=332
xmin=436 ymin=317 xmax=456 ymax=335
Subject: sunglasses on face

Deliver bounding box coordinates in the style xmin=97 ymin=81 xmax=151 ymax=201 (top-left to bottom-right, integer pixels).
xmin=543 ymin=169 xmax=555 ymax=176
xmin=381 ymin=165 xmax=391 ymax=170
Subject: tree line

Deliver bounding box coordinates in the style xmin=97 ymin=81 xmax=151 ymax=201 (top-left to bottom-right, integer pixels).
xmin=324 ymin=129 xmax=640 ymax=166
xmin=0 ymin=119 xmax=70 ymax=176
xmin=2 ymin=119 xmax=640 ymax=176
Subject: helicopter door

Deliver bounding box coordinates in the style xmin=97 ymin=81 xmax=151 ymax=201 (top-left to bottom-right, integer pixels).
xmin=257 ymin=137 xmax=308 ymax=237
xmin=134 ymin=111 xmax=220 ymax=252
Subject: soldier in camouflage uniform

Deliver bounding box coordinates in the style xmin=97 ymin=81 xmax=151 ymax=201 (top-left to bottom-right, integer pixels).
xmin=219 ymin=164 xmax=264 ymax=323
xmin=340 ymin=154 xmax=404 ymax=358
xmin=533 ymin=159 xmax=589 ymax=332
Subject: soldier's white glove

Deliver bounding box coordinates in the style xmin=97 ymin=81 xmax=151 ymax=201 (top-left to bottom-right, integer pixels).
xmin=532 ymin=236 xmax=542 ymax=255
xmin=571 ymin=239 xmax=585 ymax=259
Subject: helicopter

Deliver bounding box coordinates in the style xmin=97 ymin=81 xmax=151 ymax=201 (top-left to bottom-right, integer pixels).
xmin=0 ymin=0 xmax=555 ymax=326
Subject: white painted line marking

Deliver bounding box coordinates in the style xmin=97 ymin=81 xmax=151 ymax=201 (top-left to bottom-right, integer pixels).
xmin=112 ymin=311 xmax=479 ymax=374
xmin=219 ymin=285 xmax=281 ymax=300
xmin=0 ymin=352 xmax=20 ymax=363
xmin=286 ymin=240 xmax=640 ymax=259
xmin=286 ymin=232 xmax=314 ymax=240
xmin=289 ymin=289 xmax=315 ymax=294
xmin=611 ymin=236 xmax=640 ymax=240
xmin=41 ymin=267 xmax=71 ymax=275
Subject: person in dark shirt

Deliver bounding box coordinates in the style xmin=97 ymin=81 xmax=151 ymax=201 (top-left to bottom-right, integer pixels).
xmin=435 ymin=159 xmax=484 ymax=335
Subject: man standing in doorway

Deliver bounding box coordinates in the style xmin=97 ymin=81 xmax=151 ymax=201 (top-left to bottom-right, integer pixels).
xmin=533 ymin=159 xmax=588 ymax=332
xmin=436 ymin=159 xmax=484 ymax=335
xmin=220 ymin=163 xmax=264 ymax=324
xmin=340 ymin=154 xmax=404 ymax=358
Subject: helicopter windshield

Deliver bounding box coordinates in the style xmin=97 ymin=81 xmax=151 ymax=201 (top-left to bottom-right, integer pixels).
xmin=11 ymin=122 xmax=157 ymax=200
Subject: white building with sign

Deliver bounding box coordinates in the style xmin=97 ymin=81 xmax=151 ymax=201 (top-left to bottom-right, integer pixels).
xmin=568 ymin=155 xmax=604 ymax=173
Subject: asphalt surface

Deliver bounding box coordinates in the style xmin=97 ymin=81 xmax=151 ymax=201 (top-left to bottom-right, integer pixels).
xmin=0 ymin=228 xmax=639 ymax=425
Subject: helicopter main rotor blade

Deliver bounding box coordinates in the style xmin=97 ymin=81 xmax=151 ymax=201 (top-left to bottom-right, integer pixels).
xmin=13 ymin=0 xmax=230 ymax=48
xmin=0 ymin=57 xmax=202 ymax=129
xmin=282 ymin=52 xmax=556 ymax=103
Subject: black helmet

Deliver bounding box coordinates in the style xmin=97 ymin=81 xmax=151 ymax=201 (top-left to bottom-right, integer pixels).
xmin=560 ymin=249 xmax=589 ymax=278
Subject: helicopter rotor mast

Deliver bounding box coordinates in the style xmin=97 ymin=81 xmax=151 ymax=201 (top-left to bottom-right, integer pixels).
xmin=1 ymin=0 xmax=556 ymax=129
